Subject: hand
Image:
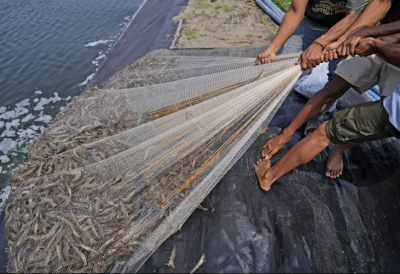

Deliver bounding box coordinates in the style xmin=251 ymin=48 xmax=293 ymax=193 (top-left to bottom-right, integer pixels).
xmin=255 ymin=49 xmax=276 ymax=65
xmin=321 ymin=41 xmax=341 ymax=62
xmin=295 ymin=43 xmax=324 ymax=70
xmin=321 ymin=50 xmax=339 ymax=62
xmin=354 ymin=37 xmax=381 ymax=56
xmin=337 ymin=35 xmax=363 ymax=58
xmin=336 ymin=26 xmax=372 ymax=58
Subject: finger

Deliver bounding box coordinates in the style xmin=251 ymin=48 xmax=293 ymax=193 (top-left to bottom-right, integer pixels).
xmin=325 ymin=51 xmax=333 ymax=61
xmin=344 ymin=42 xmax=350 ymax=57
xmin=329 ymin=51 xmax=335 ymax=61
xmin=341 ymin=43 xmax=347 ymax=57
xmin=262 ymin=58 xmax=271 ymax=64
xmin=301 ymin=59 xmax=308 ymax=70
xmin=325 ymin=51 xmax=331 ymax=61
xmin=336 ymin=44 xmax=342 ymax=56
xmin=349 ymin=39 xmax=359 ymax=56
xmin=311 ymin=61 xmax=317 ymax=68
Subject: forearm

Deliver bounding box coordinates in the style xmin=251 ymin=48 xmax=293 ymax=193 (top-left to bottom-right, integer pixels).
xmin=357 ymin=20 xmax=400 ymax=38
xmin=375 ymin=42 xmax=400 ymax=67
xmin=266 ymin=8 xmax=304 ymax=53
xmin=315 ymin=14 xmax=359 ymax=46
xmin=337 ymin=0 xmax=392 ymax=40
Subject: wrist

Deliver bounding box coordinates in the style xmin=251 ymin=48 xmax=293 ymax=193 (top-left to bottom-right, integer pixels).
xmin=372 ymin=38 xmax=385 ymax=52
xmin=311 ymin=41 xmax=324 ymax=49
xmin=264 ymin=43 xmax=280 ymax=55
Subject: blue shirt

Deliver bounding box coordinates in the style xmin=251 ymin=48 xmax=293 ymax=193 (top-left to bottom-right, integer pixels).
xmin=383 ymin=84 xmax=400 ymax=132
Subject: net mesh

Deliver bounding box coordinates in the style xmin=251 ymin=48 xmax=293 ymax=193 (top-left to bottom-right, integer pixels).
xmin=5 ymin=49 xmax=301 ymax=273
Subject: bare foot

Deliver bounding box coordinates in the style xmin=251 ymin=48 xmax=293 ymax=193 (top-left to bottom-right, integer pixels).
xmin=325 ymin=148 xmax=343 ymax=178
xmin=262 ymin=130 xmax=292 ymax=159
xmin=254 ymin=158 xmax=274 ymax=191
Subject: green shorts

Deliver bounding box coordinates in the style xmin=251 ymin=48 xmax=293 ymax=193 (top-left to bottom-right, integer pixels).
xmin=326 ymin=100 xmax=400 ymax=145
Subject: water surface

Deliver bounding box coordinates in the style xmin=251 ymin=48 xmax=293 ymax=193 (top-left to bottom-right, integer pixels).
xmin=0 ymin=0 xmax=143 ymax=208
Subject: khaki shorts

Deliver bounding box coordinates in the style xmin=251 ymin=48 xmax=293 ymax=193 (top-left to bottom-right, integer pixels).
xmin=335 ymin=55 xmax=400 ymax=97
xmin=326 ymin=100 xmax=400 ymax=145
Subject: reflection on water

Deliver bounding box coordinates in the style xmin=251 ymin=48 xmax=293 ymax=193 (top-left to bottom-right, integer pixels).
xmin=0 ymin=0 xmax=143 ymax=208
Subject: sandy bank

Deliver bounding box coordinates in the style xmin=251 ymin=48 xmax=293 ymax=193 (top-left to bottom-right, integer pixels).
xmin=171 ymin=0 xmax=279 ymax=49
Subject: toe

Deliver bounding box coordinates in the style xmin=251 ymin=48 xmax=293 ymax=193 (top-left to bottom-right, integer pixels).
xmin=333 ymin=170 xmax=340 ymax=178
xmin=325 ymin=171 xmax=331 ymax=177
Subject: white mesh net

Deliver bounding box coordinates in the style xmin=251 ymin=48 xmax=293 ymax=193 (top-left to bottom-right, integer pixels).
xmin=5 ymin=50 xmax=301 ymax=273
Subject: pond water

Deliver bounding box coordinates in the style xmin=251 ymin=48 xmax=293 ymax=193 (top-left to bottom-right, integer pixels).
xmin=0 ymin=0 xmax=144 ymax=209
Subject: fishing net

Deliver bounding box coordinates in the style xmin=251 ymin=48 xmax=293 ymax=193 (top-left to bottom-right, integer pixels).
xmin=5 ymin=49 xmax=301 ymax=273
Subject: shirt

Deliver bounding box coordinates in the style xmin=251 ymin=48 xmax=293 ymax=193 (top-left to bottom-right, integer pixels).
xmin=302 ymin=0 xmax=371 ymax=32
xmin=383 ymin=84 xmax=400 ymax=132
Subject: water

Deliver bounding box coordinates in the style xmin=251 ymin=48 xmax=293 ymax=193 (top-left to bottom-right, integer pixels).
xmin=0 ymin=0 xmax=143 ymax=209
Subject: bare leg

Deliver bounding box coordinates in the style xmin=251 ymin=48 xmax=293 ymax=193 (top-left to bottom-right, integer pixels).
xmin=325 ymin=143 xmax=356 ymax=178
xmin=262 ymin=76 xmax=351 ymax=159
xmin=255 ymin=121 xmax=331 ymax=191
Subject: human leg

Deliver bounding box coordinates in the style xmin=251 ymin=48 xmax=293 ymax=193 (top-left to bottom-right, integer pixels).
xmin=325 ymin=143 xmax=356 ymax=178
xmin=279 ymin=25 xmax=338 ymax=134
xmin=324 ymin=63 xmax=400 ymax=178
xmin=256 ymin=99 xmax=399 ymax=191
xmin=255 ymin=121 xmax=331 ymax=191
xmin=262 ymin=75 xmax=351 ymax=159
xmin=323 ymin=99 xmax=400 ymax=178
xmin=318 ymin=57 xmax=342 ymax=115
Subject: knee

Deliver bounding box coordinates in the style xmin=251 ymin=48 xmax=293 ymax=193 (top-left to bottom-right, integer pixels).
xmin=314 ymin=121 xmax=330 ymax=143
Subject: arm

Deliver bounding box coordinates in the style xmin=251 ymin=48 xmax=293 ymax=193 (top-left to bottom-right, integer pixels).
xmin=349 ymin=20 xmax=400 ymax=39
xmin=378 ymin=32 xmax=400 ymax=44
xmin=355 ymin=37 xmax=400 ymax=67
xmin=335 ymin=0 xmax=392 ymax=57
xmin=255 ymin=0 xmax=307 ymax=65
xmin=297 ymin=13 xmax=359 ymax=70
xmin=298 ymin=0 xmax=392 ymax=68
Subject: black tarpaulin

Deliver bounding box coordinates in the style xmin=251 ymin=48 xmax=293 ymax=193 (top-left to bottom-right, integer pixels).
xmin=137 ymin=83 xmax=400 ymax=272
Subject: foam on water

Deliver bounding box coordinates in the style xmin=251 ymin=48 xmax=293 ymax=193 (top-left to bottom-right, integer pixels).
xmin=0 ymin=91 xmax=76 ymax=211
xmin=0 ymin=11 xmax=134 ymax=213
xmin=84 ymin=40 xmax=113 ymax=47
xmin=0 ymin=93 xmax=68 ymax=155
xmin=79 ymin=73 xmax=95 ymax=86
xmin=0 ymin=186 xmax=10 ymax=211
xmin=33 ymin=92 xmax=62 ymax=111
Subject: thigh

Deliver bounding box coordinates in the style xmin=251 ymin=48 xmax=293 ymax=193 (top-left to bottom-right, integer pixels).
xmin=325 ymin=100 xmax=398 ymax=144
